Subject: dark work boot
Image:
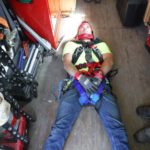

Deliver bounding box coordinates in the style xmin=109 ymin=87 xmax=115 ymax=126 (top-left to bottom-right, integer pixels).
xmin=136 ymin=105 xmax=150 ymax=119
xmin=134 ymin=127 xmax=150 ymax=143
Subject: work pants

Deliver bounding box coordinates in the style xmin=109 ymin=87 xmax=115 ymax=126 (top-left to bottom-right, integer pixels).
xmin=44 ymin=86 xmax=130 ymax=150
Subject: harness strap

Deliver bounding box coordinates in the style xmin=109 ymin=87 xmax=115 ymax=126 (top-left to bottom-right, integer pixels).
xmin=72 ymin=46 xmax=83 ymax=64
xmin=75 ymin=62 xmax=101 ymax=77
xmin=91 ymin=46 xmax=103 ymax=63
xmin=72 ymin=38 xmax=103 ymax=65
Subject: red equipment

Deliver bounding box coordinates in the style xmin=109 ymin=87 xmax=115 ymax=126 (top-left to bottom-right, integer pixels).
xmin=146 ymin=24 xmax=150 ymax=51
xmin=6 ymin=0 xmax=61 ymax=48
xmin=0 ymin=92 xmax=34 ymax=150
xmin=0 ymin=114 xmax=28 ymax=150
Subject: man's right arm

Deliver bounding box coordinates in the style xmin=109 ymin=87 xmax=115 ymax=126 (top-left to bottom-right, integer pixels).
xmin=63 ymin=53 xmax=79 ymax=77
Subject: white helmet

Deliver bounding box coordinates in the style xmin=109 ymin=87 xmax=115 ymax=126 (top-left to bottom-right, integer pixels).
xmin=0 ymin=92 xmax=10 ymax=126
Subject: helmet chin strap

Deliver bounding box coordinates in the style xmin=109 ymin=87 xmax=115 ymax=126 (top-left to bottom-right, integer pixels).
xmin=76 ymin=33 xmax=94 ymax=40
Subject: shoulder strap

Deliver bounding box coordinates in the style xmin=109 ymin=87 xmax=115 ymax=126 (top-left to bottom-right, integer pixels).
xmin=91 ymin=38 xmax=104 ymax=63
xmin=92 ymin=38 xmax=102 ymax=44
xmin=92 ymin=46 xmax=103 ymax=63
xmin=72 ymin=45 xmax=84 ymax=64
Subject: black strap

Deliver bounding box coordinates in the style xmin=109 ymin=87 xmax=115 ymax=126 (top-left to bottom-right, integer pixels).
xmin=85 ymin=47 xmax=93 ymax=63
xmin=2 ymin=122 xmax=29 ymax=144
xmin=72 ymin=46 xmax=83 ymax=64
xmin=0 ymin=64 xmax=6 ymax=75
xmin=92 ymin=47 xmax=103 ymax=63
xmin=73 ymin=38 xmax=101 ymax=45
xmin=72 ymin=38 xmax=103 ymax=65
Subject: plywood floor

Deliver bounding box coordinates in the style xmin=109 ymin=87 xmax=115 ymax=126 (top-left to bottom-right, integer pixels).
xmin=27 ymin=0 xmax=150 ymax=150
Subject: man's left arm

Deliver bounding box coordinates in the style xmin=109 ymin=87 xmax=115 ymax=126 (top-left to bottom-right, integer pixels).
xmin=100 ymin=53 xmax=114 ymax=76
xmin=95 ymin=42 xmax=114 ymax=78
xmin=93 ymin=53 xmax=113 ymax=85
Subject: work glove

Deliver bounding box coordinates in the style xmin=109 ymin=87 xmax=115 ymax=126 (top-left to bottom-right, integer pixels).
xmin=75 ymin=72 xmax=98 ymax=94
xmin=92 ymin=77 xmax=102 ymax=86
xmin=92 ymin=70 xmax=104 ymax=87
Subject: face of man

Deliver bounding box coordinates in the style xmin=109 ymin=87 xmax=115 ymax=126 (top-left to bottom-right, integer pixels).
xmin=76 ymin=21 xmax=94 ymax=40
xmin=78 ymin=22 xmax=92 ymax=35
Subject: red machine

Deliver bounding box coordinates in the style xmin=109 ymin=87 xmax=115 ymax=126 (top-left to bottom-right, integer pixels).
xmin=0 ymin=116 xmax=28 ymax=150
xmin=6 ymin=0 xmax=61 ymax=48
xmin=0 ymin=92 xmax=35 ymax=150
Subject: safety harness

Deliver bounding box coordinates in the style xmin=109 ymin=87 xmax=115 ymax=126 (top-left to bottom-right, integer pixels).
xmin=72 ymin=38 xmax=103 ymax=64
xmin=60 ymin=39 xmax=107 ymax=106
xmin=60 ymin=39 xmax=118 ymax=106
xmin=73 ymin=39 xmax=104 ymax=105
xmin=72 ymin=38 xmax=104 ymax=76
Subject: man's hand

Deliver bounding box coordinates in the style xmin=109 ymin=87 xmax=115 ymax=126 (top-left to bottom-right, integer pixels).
xmin=91 ymin=77 xmax=102 ymax=86
xmin=77 ymin=74 xmax=98 ymax=94
xmin=92 ymin=70 xmax=104 ymax=87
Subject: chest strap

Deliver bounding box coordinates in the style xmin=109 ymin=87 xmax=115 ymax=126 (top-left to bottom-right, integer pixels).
xmin=72 ymin=38 xmax=103 ymax=65
xmin=75 ymin=62 xmax=101 ymax=77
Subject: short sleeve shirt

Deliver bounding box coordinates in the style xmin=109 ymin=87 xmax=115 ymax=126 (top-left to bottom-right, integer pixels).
xmin=62 ymin=41 xmax=112 ymax=70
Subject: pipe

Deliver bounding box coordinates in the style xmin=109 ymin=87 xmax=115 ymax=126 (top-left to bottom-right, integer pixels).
xmin=17 ymin=16 xmax=52 ymax=52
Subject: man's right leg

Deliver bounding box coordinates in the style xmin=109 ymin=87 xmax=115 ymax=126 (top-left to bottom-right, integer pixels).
xmin=44 ymin=89 xmax=82 ymax=150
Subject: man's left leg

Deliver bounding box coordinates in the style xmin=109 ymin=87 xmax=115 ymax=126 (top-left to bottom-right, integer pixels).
xmin=95 ymin=90 xmax=130 ymax=150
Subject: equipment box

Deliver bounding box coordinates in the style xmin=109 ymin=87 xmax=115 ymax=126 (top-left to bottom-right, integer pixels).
xmin=116 ymin=0 xmax=147 ymax=26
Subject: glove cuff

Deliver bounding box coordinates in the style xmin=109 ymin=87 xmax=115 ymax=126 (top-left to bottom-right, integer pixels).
xmin=74 ymin=72 xmax=81 ymax=80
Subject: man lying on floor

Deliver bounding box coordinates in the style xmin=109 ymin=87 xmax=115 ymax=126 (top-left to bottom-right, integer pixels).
xmin=44 ymin=21 xmax=130 ymax=150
